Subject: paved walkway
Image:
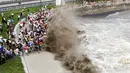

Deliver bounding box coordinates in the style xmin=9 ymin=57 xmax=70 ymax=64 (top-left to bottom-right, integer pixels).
xmin=21 ymin=51 xmax=71 ymax=73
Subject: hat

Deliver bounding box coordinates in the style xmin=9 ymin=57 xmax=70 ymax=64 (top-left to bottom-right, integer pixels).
xmin=44 ymin=32 xmax=47 ymax=35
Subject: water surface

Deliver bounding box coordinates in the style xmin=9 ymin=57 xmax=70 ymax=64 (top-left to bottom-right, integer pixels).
xmin=77 ymin=10 xmax=130 ymax=73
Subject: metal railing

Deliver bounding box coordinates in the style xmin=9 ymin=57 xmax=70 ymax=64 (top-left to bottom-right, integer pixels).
xmin=0 ymin=1 xmax=55 ymax=12
xmin=0 ymin=0 xmax=38 ymax=5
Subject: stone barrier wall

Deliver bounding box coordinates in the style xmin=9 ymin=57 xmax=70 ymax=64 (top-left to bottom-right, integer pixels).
xmin=75 ymin=3 xmax=130 ymax=16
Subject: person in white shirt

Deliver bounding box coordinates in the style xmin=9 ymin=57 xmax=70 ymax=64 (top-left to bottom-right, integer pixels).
xmin=0 ymin=23 xmax=2 ymax=33
xmin=20 ymin=23 xmax=23 ymax=29
xmin=18 ymin=15 xmax=20 ymax=21
xmin=3 ymin=39 xmax=7 ymax=43
xmin=28 ymin=30 xmax=31 ymax=36
xmin=11 ymin=13 xmax=14 ymax=18
xmin=1 ymin=12 xmax=3 ymax=16
xmin=14 ymin=48 xmax=19 ymax=56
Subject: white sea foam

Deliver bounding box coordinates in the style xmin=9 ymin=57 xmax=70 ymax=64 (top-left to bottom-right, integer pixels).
xmin=77 ymin=11 xmax=130 ymax=73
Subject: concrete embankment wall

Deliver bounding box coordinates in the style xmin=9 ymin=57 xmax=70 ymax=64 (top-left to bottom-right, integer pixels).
xmin=75 ymin=3 xmax=130 ymax=16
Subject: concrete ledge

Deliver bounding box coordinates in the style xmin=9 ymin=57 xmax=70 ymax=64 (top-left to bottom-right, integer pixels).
xmin=76 ymin=4 xmax=130 ymax=16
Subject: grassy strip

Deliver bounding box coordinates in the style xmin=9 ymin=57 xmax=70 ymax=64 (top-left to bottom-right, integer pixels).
xmin=0 ymin=57 xmax=25 ymax=73
xmin=0 ymin=6 xmax=42 ymax=38
xmin=47 ymin=4 xmax=56 ymax=9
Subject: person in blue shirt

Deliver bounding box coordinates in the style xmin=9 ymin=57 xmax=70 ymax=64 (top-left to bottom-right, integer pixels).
xmin=29 ymin=40 xmax=33 ymax=51
xmin=0 ymin=43 xmax=6 ymax=64
xmin=0 ymin=43 xmax=4 ymax=55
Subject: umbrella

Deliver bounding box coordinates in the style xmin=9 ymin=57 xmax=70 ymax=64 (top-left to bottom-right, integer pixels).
xmin=0 ymin=38 xmax=3 ymax=42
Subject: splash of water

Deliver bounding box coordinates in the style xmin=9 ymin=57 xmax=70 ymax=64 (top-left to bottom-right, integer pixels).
xmin=46 ymin=1 xmax=130 ymax=73
xmin=45 ymin=8 xmax=98 ymax=73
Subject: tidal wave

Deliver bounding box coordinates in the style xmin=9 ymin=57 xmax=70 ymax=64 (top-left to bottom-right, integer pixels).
xmin=78 ymin=10 xmax=130 ymax=73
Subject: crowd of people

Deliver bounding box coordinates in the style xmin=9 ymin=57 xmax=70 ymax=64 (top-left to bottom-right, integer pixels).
xmin=0 ymin=6 xmax=53 ymax=64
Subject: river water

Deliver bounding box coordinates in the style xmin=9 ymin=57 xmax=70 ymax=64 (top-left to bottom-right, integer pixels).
xmin=76 ymin=10 xmax=130 ymax=73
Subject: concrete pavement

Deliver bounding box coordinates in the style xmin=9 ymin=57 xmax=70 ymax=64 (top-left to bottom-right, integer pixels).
xmin=21 ymin=51 xmax=71 ymax=73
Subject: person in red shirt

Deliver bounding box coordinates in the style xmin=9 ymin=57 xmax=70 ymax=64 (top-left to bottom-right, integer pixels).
xmin=23 ymin=21 xmax=26 ymax=27
xmin=28 ymin=16 xmax=30 ymax=20
xmin=24 ymin=45 xmax=29 ymax=55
